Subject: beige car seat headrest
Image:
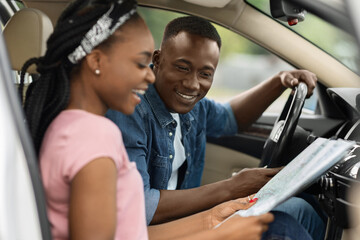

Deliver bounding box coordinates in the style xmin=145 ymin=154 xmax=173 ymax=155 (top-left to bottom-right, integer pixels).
xmin=3 ymin=8 xmax=53 ymax=74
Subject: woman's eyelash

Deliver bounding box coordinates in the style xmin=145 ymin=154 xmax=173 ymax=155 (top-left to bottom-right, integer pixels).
xmin=138 ymin=63 xmax=147 ymax=68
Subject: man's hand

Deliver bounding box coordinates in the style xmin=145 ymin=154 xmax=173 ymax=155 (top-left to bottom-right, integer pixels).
xmin=228 ymin=167 xmax=282 ymax=198
xmin=230 ymin=69 xmax=317 ymax=131
xmin=276 ymin=69 xmax=317 ymax=97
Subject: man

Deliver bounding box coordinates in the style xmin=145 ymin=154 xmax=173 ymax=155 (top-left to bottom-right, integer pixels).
xmin=106 ymin=16 xmax=324 ymax=239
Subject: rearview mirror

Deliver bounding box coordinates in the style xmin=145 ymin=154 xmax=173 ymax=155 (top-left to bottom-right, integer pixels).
xmin=270 ymin=0 xmax=306 ymax=26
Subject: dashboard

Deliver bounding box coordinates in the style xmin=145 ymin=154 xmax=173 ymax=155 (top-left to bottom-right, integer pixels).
xmin=319 ymin=88 xmax=360 ymax=235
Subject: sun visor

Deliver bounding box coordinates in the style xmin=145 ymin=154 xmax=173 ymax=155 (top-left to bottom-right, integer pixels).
xmin=182 ymin=0 xmax=232 ymax=8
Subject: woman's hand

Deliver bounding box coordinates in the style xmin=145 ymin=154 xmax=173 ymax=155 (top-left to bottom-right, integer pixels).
xmin=206 ymin=195 xmax=257 ymax=229
xmin=148 ymin=195 xmax=273 ymax=240
xmin=214 ymin=213 xmax=274 ymax=240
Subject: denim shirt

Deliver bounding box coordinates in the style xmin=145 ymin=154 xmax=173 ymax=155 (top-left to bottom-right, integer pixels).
xmin=106 ymin=84 xmax=238 ymax=224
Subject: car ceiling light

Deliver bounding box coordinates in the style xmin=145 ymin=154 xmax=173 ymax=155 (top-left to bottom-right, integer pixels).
xmin=182 ymin=0 xmax=232 ymax=8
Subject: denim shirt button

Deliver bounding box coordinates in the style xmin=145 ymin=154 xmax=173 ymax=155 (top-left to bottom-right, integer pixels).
xmin=187 ymin=153 xmax=190 ymax=157
xmin=186 ymin=171 xmax=190 ymax=175
xmin=169 ymin=132 xmax=173 ymax=137
xmin=169 ymin=155 xmax=173 ymax=159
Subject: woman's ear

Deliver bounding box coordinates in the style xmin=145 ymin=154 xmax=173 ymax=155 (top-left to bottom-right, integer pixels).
xmin=85 ymin=49 xmax=102 ymax=75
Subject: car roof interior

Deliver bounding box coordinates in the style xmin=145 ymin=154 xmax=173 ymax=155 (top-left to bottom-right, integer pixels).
xmin=18 ymin=0 xmax=360 ymax=88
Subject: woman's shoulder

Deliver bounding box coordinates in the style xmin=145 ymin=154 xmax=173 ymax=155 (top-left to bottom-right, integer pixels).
xmin=59 ymin=109 xmax=120 ymax=133
xmin=45 ymin=110 xmax=122 ymax=149
xmin=40 ymin=110 xmax=126 ymax=182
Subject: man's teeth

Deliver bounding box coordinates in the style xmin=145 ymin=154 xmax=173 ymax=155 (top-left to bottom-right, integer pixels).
xmin=177 ymin=92 xmax=196 ymax=100
xmin=132 ymin=89 xmax=146 ymax=95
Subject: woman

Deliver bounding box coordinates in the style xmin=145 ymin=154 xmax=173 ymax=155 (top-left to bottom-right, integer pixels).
xmin=20 ymin=0 xmax=311 ymax=239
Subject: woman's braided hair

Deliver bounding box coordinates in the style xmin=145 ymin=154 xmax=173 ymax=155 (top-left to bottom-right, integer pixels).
xmin=19 ymin=0 xmax=138 ymax=155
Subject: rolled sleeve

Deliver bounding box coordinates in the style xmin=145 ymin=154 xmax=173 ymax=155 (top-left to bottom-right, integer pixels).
xmin=143 ymin=188 xmax=160 ymax=225
xmin=126 ymin=147 xmax=160 ymax=225
xmin=202 ymin=99 xmax=238 ymax=137
xmin=223 ymin=102 xmax=238 ymax=135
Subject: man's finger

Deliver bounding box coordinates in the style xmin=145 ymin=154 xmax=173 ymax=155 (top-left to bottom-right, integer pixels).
xmin=263 ymin=167 xmax=282 ymax=176
xmin=290 ymin=78 xmax=298 ymax=86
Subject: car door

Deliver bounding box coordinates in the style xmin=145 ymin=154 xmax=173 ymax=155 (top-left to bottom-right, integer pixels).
xmin=0 ymin=1 xmax=52 ymax=239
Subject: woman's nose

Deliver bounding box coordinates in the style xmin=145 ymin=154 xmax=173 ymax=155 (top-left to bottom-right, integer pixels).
xmin=146 ymin=67 xmax=155 ymax=84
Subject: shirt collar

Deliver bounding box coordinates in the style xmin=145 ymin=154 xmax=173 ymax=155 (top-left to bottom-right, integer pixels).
xmin=145 ymin=84 xmax=175 ymax=128
xmin=144 ymin=84 xmax=195 ymax=129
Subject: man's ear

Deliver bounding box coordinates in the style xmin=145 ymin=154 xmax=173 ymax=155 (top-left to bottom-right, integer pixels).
xmin=152 ymin=49 xmax=161 ymax=68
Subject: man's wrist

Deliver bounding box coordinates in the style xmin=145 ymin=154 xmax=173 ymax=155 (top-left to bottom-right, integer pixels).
xmin=271 ymin=71 xmax=287 ymax=93
xmin=222 ymin=176 xmax=244 ymax=200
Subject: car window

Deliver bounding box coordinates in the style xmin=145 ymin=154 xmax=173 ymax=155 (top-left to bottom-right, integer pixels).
xmin=139 ymin=7 xmax=318 ymax=114
xmin=246 ymin=0 xmax=360 ymax=75
xmin=0 ymin=0 xmax=24 ymax=28
xmin=207 ymin=32 xmax=297 ymax=114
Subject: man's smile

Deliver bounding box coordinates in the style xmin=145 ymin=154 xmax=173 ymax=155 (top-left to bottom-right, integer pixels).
xmin=175 ymin=90 xmax=198 ymax=100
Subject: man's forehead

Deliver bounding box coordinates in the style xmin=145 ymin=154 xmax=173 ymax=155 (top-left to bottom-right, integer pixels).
xmin=163 ymin=30 xmax=216 ymax=44
xmin=162 ymin=43 xmax=219 ymax=70
xmin=163 ymin=31 xmax=218 ymax=48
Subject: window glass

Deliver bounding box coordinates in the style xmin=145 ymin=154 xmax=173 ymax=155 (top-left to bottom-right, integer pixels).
xmin=247 ymin=0 xmax=360 ymax=74
xmin=139 ymin=7 xmax=317 ymax=114
xmin=0 ymin=0 xmax=24 ymax=28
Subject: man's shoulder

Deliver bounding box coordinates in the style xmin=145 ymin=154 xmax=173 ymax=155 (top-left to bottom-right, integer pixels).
xmin=188 ymin=98 xmax=231 ymax=125
xmin=195 ymin=97 xmax=222 ymax=112
xmin=185 ymin=98 xmax=216 ymax=122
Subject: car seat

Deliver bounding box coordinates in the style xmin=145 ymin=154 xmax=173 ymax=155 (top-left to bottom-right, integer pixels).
xmin=3 ymin=7 xmax=53 ymax=74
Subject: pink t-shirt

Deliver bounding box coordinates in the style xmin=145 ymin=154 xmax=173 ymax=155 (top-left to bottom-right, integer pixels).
xmin=40 ymin=110 xmax=148 ymax=240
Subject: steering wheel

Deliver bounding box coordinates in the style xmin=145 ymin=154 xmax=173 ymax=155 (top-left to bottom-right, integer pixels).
xmin=260 ymin=82 xmax=308 ymax=168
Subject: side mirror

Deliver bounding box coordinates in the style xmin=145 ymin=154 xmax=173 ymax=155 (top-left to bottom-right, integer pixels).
xmin=270 ymin=0 xmax=306 ymax=26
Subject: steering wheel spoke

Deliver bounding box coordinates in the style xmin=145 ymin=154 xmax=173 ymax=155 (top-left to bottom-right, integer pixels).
xmin=260 ymin=82 xmax=308 ymax=168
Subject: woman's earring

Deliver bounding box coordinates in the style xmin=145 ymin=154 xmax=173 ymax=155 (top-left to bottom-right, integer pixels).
xmin=95 ymin=69 xmax=100 ymax=75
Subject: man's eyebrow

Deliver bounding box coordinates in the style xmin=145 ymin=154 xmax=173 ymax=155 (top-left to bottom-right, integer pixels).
xmin=175 ymin=59 xmax=215 ymax=71
xmin=202 ymin=65 xmax=215 ymax=71
xmin=175 ymin=59 xmax=192 ymax=66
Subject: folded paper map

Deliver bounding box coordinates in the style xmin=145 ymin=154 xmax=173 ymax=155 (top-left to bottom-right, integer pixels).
xmin=217 ymin=138 xmax=355 ymax=227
